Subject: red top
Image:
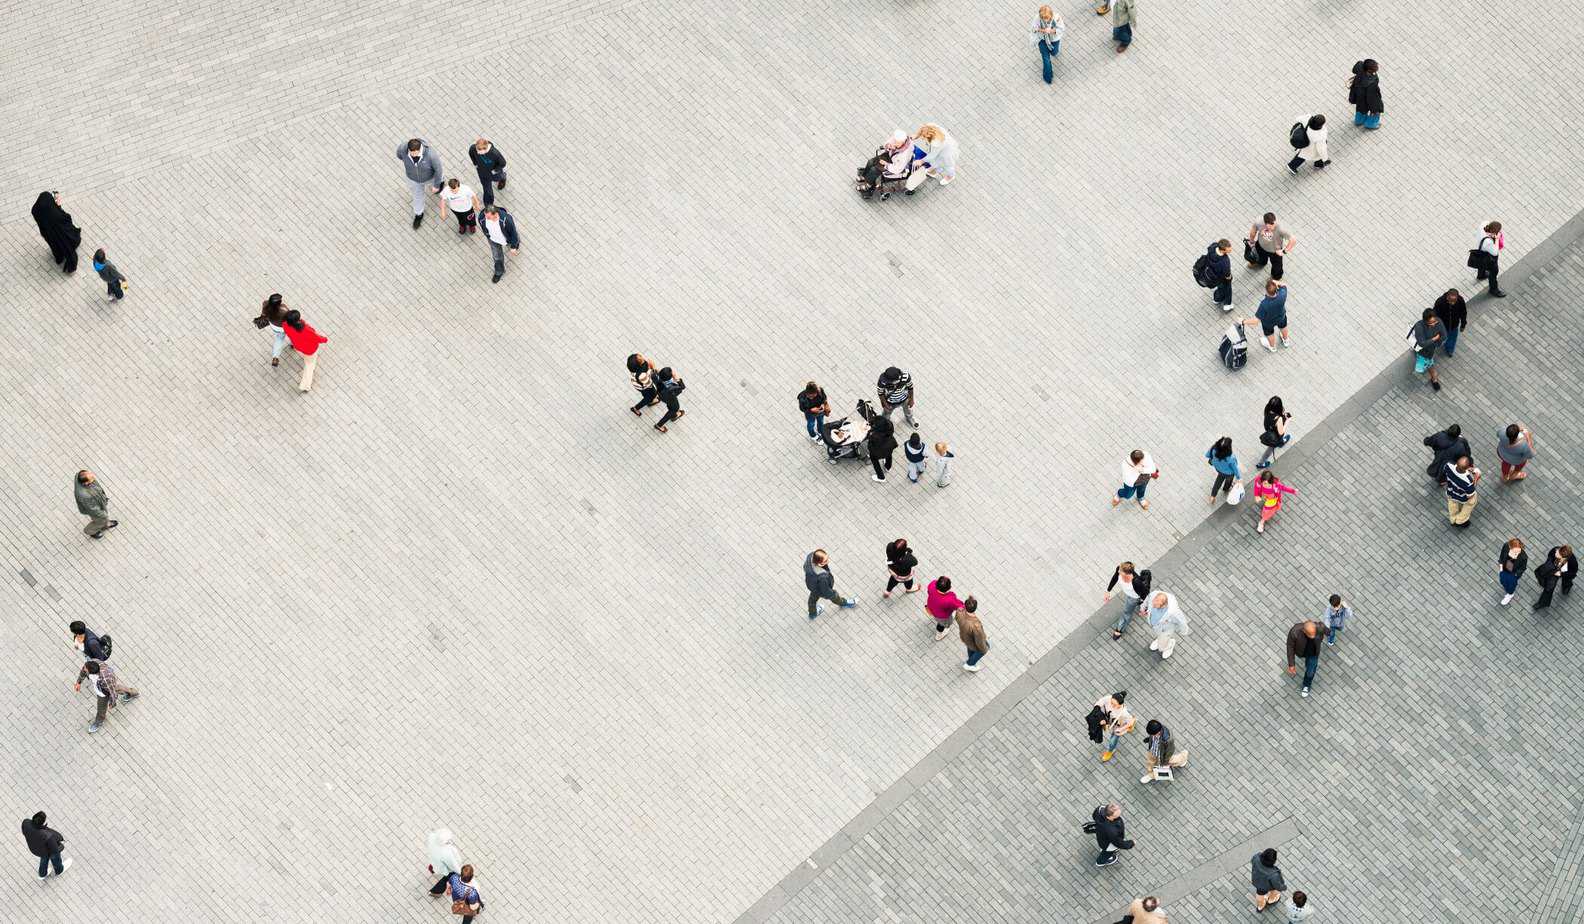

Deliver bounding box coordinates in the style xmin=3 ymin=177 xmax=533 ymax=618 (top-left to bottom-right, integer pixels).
xmin=284 ymin=321 xmax=328 ymax=356
xmin=925 ymin=580 xmax=963 ymax=621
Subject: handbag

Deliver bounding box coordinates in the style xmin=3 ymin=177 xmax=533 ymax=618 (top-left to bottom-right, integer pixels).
xmin=1226 ymin=481 xmax=1245 ymax=505
xmin=1243 ymin=239 xmax=1259 ymax=263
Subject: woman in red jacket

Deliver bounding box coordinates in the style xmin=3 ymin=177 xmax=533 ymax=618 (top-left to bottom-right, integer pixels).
xmin=281 ymin=310 xmax=327 ymax=392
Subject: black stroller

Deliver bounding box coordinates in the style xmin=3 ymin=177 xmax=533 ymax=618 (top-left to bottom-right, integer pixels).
xmin=822 ymin=400 xmax=877 ymax=463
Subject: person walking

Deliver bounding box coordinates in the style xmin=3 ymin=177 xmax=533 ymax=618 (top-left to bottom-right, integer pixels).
xmin=281 ymin=310 xmax=328 ymax=392
xmin=1090 ymin=803 xmax=1134 ymax=867
xmin=797 ymin=382 xmax=829 ymax=441
xmin=1472 ymin=221 xmax=1506 ymax=297
xmin=1256 ymin=396 xmax=1292 ymax=469
xmin=1286 ymin=114 xmax=1330 ymax=174
xmin=1408 ymin=307 xmax=1445 ymax=392
xmin=1432 ymin=289 xmax=1468 ymax=356
xmin=445 ymin=864 xmax=484 ymax=922
xmin=866 ymin=408 xmax=898 ymax=482
xmin=804 ymin=549 xmax=857 ymax=620
xmin=1122 ymin=896 xmax=1167 ymax=924
xmin=1139 ymin=719 xmax=1188 ymax=783
xmin=1323 ymin=594 xmax=1351 ymax=646
xmin=1533 ymin=545 xmax=1578 ymax=611
xmin=73 ymin=470 xmax=118 ymax=539
xmin=1246 ymin=212 xmax=1295 ymax=280
xmin=628 ymin=353 xmax=660 ymax=416
xmin=957 ymin=597 xmax=989 ymax=672
xmin=1105 ymin=561 xmax=1151 ymax=640
xmin=397 ymin=139 xmax=443 ymax=229
xmin=1238 ymin=279 xmax=1290 ymax=353
xmin=478 ymin=204 xmax=521 ymax=283
xmin=903 ymin=433 xmax=928 ymax=483
xmin=1253 ymin=471 xmax=1297 ymax=534
xmin=440 ymin=178 xmax=481 ymax=234
xmin=1423 ymin=424 xmax=1469 ymax=483
xmin=1029 ymin=6 xmax=1065 ymax=84
xmin=468 ymin=138 xmax=508 ymax=205
xmin=1497 ymin=423 xmax=1535 ymax=482
xmin=912 ymin=124 xmax=960 ymax=186
xmin=933 ymin=441 xmax=955 ymax=487
xmin=876 ymin=366 xmax=917 ymax=428
xmin=925 ymin=575 xmax=964 ymax=641
xmin=253 ymin=294 xmax=291 ymax=367
xmin=21 ymin=812 xmax=70 ymax=879
xmin=1252 ymin=848 xmax=1287 ymax=911
xmin=69 ymin=621 xmax=111 ymax=661
xmin=91 ymin=248 xmax=128 ymax=302
xmin=1202 ymin=239 xmax=1234 ymax=311
xmin=1497 ymin=538 xmax=1528 ymax=606
xmin=31 ymin=191 xmax=82 ymax=273
xmin=1443 ymin=455 xmax=1480 ymax=528
xmin=1093 ymin=691 xmax=1135 ymax=762
xmin=1206 ymin=436 xmax=1242 ymax=505
xmin=1349 ymin=58 xmax=1384 ymax=128
xmin=884 ymin=538 xmax=919 ymax=597
xmin=653 ymin=366 xmax=686 ymax=433
xmin=1145 ymin=591 xmax=1188 ymax=659
xmin=77 ymin=659 xmax=139 ymax=732
xmin=1110 ymin=0 xmax=1137 ymax=53
xmin=425 ymin=828 xmax=464 ymax=896
xmin=1111 ymin=449 xmax=1159 ymax=511
xmin=1284 ymin=891 xmax=1315 ymax=922
xmin=1285 ymin=619 xmax=1326 ymax=697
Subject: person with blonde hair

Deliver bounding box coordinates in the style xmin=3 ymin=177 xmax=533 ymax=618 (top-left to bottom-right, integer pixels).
xmin=1029 ymin=6 xmax=1065 ymax=84
xmin=912 ymin=124 xmax=959 ymax=186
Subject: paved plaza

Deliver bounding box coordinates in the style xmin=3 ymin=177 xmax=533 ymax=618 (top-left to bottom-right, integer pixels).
xmin=3 ymin=1 xmax=1582 ymax=921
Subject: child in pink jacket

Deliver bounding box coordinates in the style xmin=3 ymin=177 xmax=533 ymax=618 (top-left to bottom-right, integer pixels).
xmin=925 ymin=576 xmax=964 ymax=641
xmin=1252 ymin=471 xmax=1297 ymax=534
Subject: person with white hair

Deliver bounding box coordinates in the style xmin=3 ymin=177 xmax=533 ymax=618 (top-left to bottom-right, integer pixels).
xmin=880 ymin=129 xmax=915 ymax=179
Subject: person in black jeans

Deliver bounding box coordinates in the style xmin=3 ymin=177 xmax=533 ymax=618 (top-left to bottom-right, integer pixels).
xmin=1256 ymin=396 xmax=1292 ymax=469
xmin=468 ymin=139 xmax=507 ymax=205
xmin=1534 ymin=545 xmax=1577 ymax=611
xmin=1206 ymin=239 xmax=1233 ymax=311
xmin=1432 ymin=288 xmax=1468 ymax=356
xmin=1474 ymin=221 xmax=1505 ymax=298
xmin=627 ymin=353 xmax=659 ymax=416
xmin=884 ymin=538 xmax=919 ymax=596
xmin=653 ymin=366 xmax=686 ymax=433
xmin=866 ymin=407 xmax=897 ymax=481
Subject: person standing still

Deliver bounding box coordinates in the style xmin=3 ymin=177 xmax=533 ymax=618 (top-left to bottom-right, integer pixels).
xmin=78 ymin=659 xmax=139 ymax=733
xmin=1110 ymin=0 xmax=1136 ymax=53
xmin=957 ymin=596 xmax=989 ymax=671
xmin=1252 ymin=848 xmax=1287 ymax=912
xmin=1094 ymin=691 xmax=1135 ymax=762
xmin=876 ymin=366 xmax=917 ymax=429
xmin=91 ymin=248 xmax=127 ymax=302
xmin=884 ymin=538 xmax=919 ymax=597
xmin=1284 ymin=619 xmax=1325 ymax=697
xmin=933 ymin=441 xmax=955 ymax=487
xmin=1423 ymin=424 xmax=1469 ymax=483
xmin=1444 ymin=456 xmax=1480 ymax=528
xmin=653 ymin=366 xmax=686 ymax=433
xmin=1145 ymin=591 xmax=1188 ymax=659
xmin=1256 ymin=396 xmax=1292 ymax=469
xmin=281 ymin=310 xmax=328 ymax=392
xmin=866 ymin=407 xmax=898 ymax=482
xmin=1408 ymin=307 xmax=1445 ymax=392
xmin=804 ymin=549 xmax=857 ymax=619
xmin=398 ymin=139 xmax=443 ymax=229
xmin=1239 ymin=279 xmax=1291 ymax=353
xmin=31 ymin=191 xmax=82 ymax=274
xmin=1029 ymin=6 xmax=1065 ymax=83
xmin=426 ymin=828 xmax=464 ymax=896
xmin=1349 ymin=58 xmax=1384 ymax=128
xmin=74 ymin=470 xmax=118 ymax=539
xmin=1287 ymin=114 xmax=1330 ymax=174
xmin=1496 ymin=423 xmax=1535 ymax=482
xmin=479 ymin=204 xmax=521 ymax=283
xmin=1323 ymin=594 xmax=1351 ymax=646
xmin=1497 ymin=538 xmax=1528 ymax=606
xmin=1090 ymin=803 xmax=1135 ymax=867
xmin=1111 ymin=449 xmax=1159 ymax=511
xmin=1432 ymin=289 xmax=1468 ymax=356
xmin=21 ymin=812 xmax=70 ymax=879
xmin=1533 ymin=545 xmax=1578 ymax=611
xmin=925 ymin=575 xmax=964 ymax=641
xmin=468 ymin=138 xmax=508 ymax=205
xmin=797 ymin=382 xmax=829 ymax=441
xmin=1105 ymin=561 xmax=1151 ymax=640
xmin=903 ymin=433 xmax=927 ymax=483
xmin=1206 ymin=437 xmax=1242 ymax=505
xmin=1472 ymin=221 xmax=1506 ymax=297
xmin=447 ymin=864 xmax=484 ymax=923
xmin=1246 ymin=212 xmax=1295 ymax=280
xmin=1205 ymin=238 xmax=1234 ymax=311
xmin=1139 ymin=719 xmax=1187 ymax=783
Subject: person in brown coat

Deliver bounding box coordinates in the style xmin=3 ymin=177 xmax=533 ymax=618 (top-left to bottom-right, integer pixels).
xmin=957 ymin=596 xmax=989 ymax=672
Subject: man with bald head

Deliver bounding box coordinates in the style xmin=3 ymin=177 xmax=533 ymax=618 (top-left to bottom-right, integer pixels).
xmin=468 ymin=138 xmax=508 ymax=206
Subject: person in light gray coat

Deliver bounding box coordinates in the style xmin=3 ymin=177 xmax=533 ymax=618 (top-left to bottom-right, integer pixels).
xmin=74 ymin=470 xmax=118 ymax=539
xmin=398 ymin=138 xmax=444 ymax=228
xmin=426 ymin=828 xmax=463 ymax=896
xmin=804 ymin=549 xmax=857 ymax=620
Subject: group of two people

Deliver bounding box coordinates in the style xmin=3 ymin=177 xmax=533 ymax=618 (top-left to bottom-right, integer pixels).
xmin=858 ymin=125 xmax=959 ymax=199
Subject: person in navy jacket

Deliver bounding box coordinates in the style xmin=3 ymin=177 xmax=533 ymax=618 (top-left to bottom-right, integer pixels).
xmin=477 ymin=205 xmax=521 ymax=283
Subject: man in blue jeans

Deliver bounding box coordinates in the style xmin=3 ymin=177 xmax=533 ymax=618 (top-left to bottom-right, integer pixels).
xmin=21 ymin=812 xmax=71 ymax=879
xmin=1284 ymin=619 xmax=1325 ymax=697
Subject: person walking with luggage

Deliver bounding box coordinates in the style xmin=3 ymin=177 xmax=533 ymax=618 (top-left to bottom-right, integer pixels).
xmin=1432 ymin=288 xmax=1468 ymax=356
xmin=425 ymin=828 xmax=464 ymax=896
xmin=1256 ymin=396 xmax=1292 ymax=469
xmin=1285 ymin=619 xmax=1326 ymax=697
xmin=1472 ymin=221 xmax=1506 ymax=297
xmin=1029 ymin=6 xmax=1065 ymax=84
xmin=866 ymin=406 xmax=897 ymax=482
xmin=281 ymin=310 xmax=328 ymax=392
xmin=91 ymin=248 xmax=128 ymax=302
xmin=397 ymin=139 xmax=443 ymax=228
xmin=926 ymin=575 xmax=964 ymax=641
xmin=1349 ymin=58 xmax=1384 ymax=128
xmin=77 ymin=659 xmax=139 ymax=732
xmin=883 ymin=538 xmax=919 ymax=597
xmin=1287 ymin=115 xmax=1329 ymax=174
xmin=1206 ymin=436 xmax=1242 ymax=505
xmin=1139 ymin=719 xmax=1187 ymax=783
xmin=1090 ymin=803 xmax=1134 ymax=866
xmin=21 ymin=812 xmax=71 ymax=879
xmin=1534 ymin=545 xmax=1578 ymax=611
xmin=468 ymin=138 xmax=508 ymax=205
xmin=1122 ymin=897 xmax=1167 ymax=924
xmin=1252 ymin=848 xmax=1287 ymax=911
xmin=1111 ymin=449 xmax=1159 ymax=511
xmin=73 ymin=470 xmax=119 ymax=539
xmin=628 ymin=353 xmax=660 ymax=416
xmin=1444 ymin=455 xmax=1480 ymax=527
xmin=1105 ymin=561 xmax=1151 ymax=640
xmin=804 ymin=549 xmax=857 ymax=619
xmin=1238 ymin=279 xmax=1291 ymax=353
xmin=1093 ymin=691 xmax=1135 ymax=762
xmin=876 ymin=366 xmax=917 ymax=428
xmin=903 ymin=432 xmax=927 ymax=483
xmin=1497 ymin=538 xmax=1528 ymax=606
xmin=1406 ymin=307 xmax=1446 ymax=392
xmin=1497 ymin=423 xmax=1536 ymax=482
xmin=957 ymin=597 xmax=989 ymax=671
xmin=440 ymin=178 xmax=480 ymax=234
xmin=797 ymin=382 xmax=829 ymax=441
xmin=1253 ymin=471 xmax=1297 ymax=535
xmin=1200 ymin=239 xmax=1234 ymax=311
xmin=1110 ymin=0 xmax=1137 ymax=53
xmin=653 ymin=366 xmax=686 ymax=433
xmin=1246 ymin=213 xmax=1295 ymax=280
xmin=1424 ymin=424 xmax=1470 ymax=483
xmin=933 ymin=441 xmax=955 ymax=487
xmin=1145 ymin=591 xmax=1187 ymax=659
xmin=479 ymin=204 xmax=521 ymax=283
xmin=1323 ymin=594 xmax=1351 ymax=646
xmin=446 ymin=864 xmax=484 ymax=922
xmin=31 ymin=191 xmax=82 ymax=273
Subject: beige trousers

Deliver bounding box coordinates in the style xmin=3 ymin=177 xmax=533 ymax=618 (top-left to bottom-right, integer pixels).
xmin=1447 ymin=495 xmax=1477 ymax=525
xmin=299 ymin=352 xmax=319 ymax=392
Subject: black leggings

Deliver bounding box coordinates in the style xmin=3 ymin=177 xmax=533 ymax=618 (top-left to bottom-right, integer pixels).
xmin=631 ymin=386 xmax=658 ymax=413
xmin=1210 ymin=471 xmax=1236 ymax=496
xmin=886 ymin=574 xmax=915 ymax=592
xmin=871 ymin=451 xmax=893 ymax=479
xmin=655 ymin=396 xmax=681 ymax=429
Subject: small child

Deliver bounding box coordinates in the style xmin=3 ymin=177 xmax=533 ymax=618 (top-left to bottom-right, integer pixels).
xmin=92 ymin=248 xmax=127 ymax=302
xmin=904 ymin=433 xmax=927 ymax=482
xmin=933 ymin=441 xmax=955 ymax=487
xmin=1323 ymin=594 xmax=1351 ymax=647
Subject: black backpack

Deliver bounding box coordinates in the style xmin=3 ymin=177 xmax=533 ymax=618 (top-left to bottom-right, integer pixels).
xmin=1191 ymin=252 xmax=1217 ymax=288
xmin=1290 ymin=121 xmax=1309 ymax=149
xmin=661 ymin=377 xmax=686 ymax=397
xmin=100 ymin=634 xmax=113 ymax=658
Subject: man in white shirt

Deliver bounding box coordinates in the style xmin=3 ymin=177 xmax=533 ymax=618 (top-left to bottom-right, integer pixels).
xmin=1111 ymin=449 xmax=1158 ymax=511
xmin=1145 ymin=592 xmax=1188 ymax=659
xmin=440 ymin=178 xmax=480 ymax=234
xmin=479 ymin=205 xmax=521 ymax=284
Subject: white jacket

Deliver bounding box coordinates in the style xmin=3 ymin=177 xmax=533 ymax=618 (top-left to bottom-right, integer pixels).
xmin=427 ymin=828 xmax=463 ymax=876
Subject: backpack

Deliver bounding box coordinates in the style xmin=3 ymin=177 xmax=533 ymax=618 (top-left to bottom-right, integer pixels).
xmin=100 ymin=634 xmax=113 ymax=658
xmin=1290 ymin=121 xmax=1309 ymax=149
xmin=1191 ymin=252 xmax=1217 ymax=288
xmin=661 ymin=377 xmax=686 ymax=397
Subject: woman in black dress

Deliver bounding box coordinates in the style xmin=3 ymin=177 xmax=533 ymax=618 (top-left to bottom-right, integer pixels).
xmin=31 ymin=192 xmax=82 ymax=273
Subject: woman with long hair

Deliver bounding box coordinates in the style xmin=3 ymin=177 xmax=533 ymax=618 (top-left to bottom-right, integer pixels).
xmin=884 ymin=538 xmax=919 ymax=598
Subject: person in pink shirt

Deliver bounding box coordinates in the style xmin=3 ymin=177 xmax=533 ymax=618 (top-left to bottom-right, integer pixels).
xmin=1252 ymin=471 xmax=1297 ymax=534
xmin=925 ymin=575 xmax=964 ymax=641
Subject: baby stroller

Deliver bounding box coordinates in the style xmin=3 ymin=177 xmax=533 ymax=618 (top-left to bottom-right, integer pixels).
xmin=822 ymin=401 xmax=874 ymax=463
xmin=856 ymin=148 xmax=924 ymax=201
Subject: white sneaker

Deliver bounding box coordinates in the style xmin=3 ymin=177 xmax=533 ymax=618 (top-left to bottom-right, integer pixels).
xmin=963 ymin=661 xmax=981 ymax=672
xmin=1281 ymin=335 xmax=1292 ymax=348
xmin=1160 ymin=646 xmax=1174 ymax=659
xmin=1221 ymin=302 xmax=1234 ymax=312
xmin=1139 ymin=774 xmax=1154 ymax=784
xmin=1148 ymin=639 xmax=1160 ymax=651
xmin=871 ymin=474 xmax=885 ymax=482
xmin=934 ymin=628 xmax=949 ymax=642
xmin=1500 ymin=593 xmax=1514 ymax=606
xmin=1263 ymin=342 xmax=1278 ymax=353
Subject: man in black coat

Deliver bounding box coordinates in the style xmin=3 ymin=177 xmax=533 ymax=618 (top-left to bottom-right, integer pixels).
xmin=1534 ymin=545 xmax=1578 ymax=611
xmin=69 ymin=621 xmax=108 ymax=660
xmin=1090 ymin=803 xmax=1134 ymax=867
xmin=468 ymin=138 xmax=508 ymax=206
xmin=1423 ymin=425 xmax=1470 ymax=483
xmin=21 ymin=812 xmax=70 ymax=879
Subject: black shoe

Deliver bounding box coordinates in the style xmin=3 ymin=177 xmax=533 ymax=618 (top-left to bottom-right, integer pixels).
xmin=1095 ymin=854 xmax=1118 ymax=867
xmin=496 ymin=179 xmax=506 ymax=190
xmin=90 ymin=531 xmax=104 ymax=539
xmin=1491 ymin=290 xmax=1506 ymax=298
xmin=1287 ymin=161 xmax=1300 ymax=175
xmin=412 ymin=214 xmax=423 ymax=229
xmin=1430 ymin=381 xmax=1441 ymax=392
xmin=107 ymin=520 xmax=119 ymax=530
xmin=491 ymin=271 xmax=503 ymax=284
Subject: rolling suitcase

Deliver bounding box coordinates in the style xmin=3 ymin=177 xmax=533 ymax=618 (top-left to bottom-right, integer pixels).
xmin=1218 ymin=323 xmax=1248 ymax=371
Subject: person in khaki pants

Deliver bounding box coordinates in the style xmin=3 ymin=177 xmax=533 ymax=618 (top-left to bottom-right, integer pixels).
xmin=1443 ymin=455 xmax=1480 ymax=527
xmin=74 ymin=471 xmax=118 ymax=538
xmin=281 ymin=310 xmax=328 ymax=392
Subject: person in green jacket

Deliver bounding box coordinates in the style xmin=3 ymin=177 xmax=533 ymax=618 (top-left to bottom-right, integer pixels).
xmin=74 ymin=470 xmax=118 ymax=539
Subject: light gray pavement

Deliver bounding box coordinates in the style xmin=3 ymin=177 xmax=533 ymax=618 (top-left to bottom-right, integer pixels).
xmin=2 ymin=1 xmax=1582 ymax=922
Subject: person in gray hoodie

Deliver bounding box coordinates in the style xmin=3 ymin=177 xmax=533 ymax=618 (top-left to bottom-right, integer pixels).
xmin=804 ymin=549 xmax=857 ymax=620
xmin=398 ymin=138 xmax=444 ymax=229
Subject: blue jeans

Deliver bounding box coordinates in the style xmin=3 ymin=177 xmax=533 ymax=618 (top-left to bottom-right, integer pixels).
xmin=269 ymin=326 xmax=287 ymax=359
xmin=476 ymin=166 xmax=506 ymax=205
xmin=966 ymin=648 xmax=985 ymax=667
xmin=1301 ymin=654 xmax=1318 ymax=688
xmin=1500 ymin=570 xmax=1520 ymax=595
xmin=1112 ymin=23 xmax=1132 ymax=46
xmin=1114 ymin=596 xmax=1140 ymax=632
xmin=1104 ymin=731 xmax=1121 ymax=751
xmin=1039 ymin=41 xmax=1059 ymax=83
xmin=1443 ymin=324 xmax=1460 ymax=356
xmin=38 ymin=850 xmax=63 ymax=877
xmin=1326 ymin=624 xmax=1343 ymax=644
xmin=1354 ymin=111 xmax=1381 ymax=129
xmin=804 ymin=412 xmax=825 ymax=438
xmin=1116 ymin=481 xmax=1149 ymax=503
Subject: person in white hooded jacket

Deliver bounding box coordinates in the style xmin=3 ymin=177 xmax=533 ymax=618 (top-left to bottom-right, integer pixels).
xmin=426 ymin=828 xmax=464 ymax=896
xmin=1286 ymin=115 xmax=1329 ymax=174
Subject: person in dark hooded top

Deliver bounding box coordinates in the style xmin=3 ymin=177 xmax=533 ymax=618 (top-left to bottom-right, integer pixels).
xmin=1349 ymin=59 xmax=1384 ymax=128
xmin=1423 ymin=424 xmax=1470 ymax=483
xmin=864 ymin=402 xmax=898 ymax=482
xmin=31 ymin=192 xmax=82 ymax=273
